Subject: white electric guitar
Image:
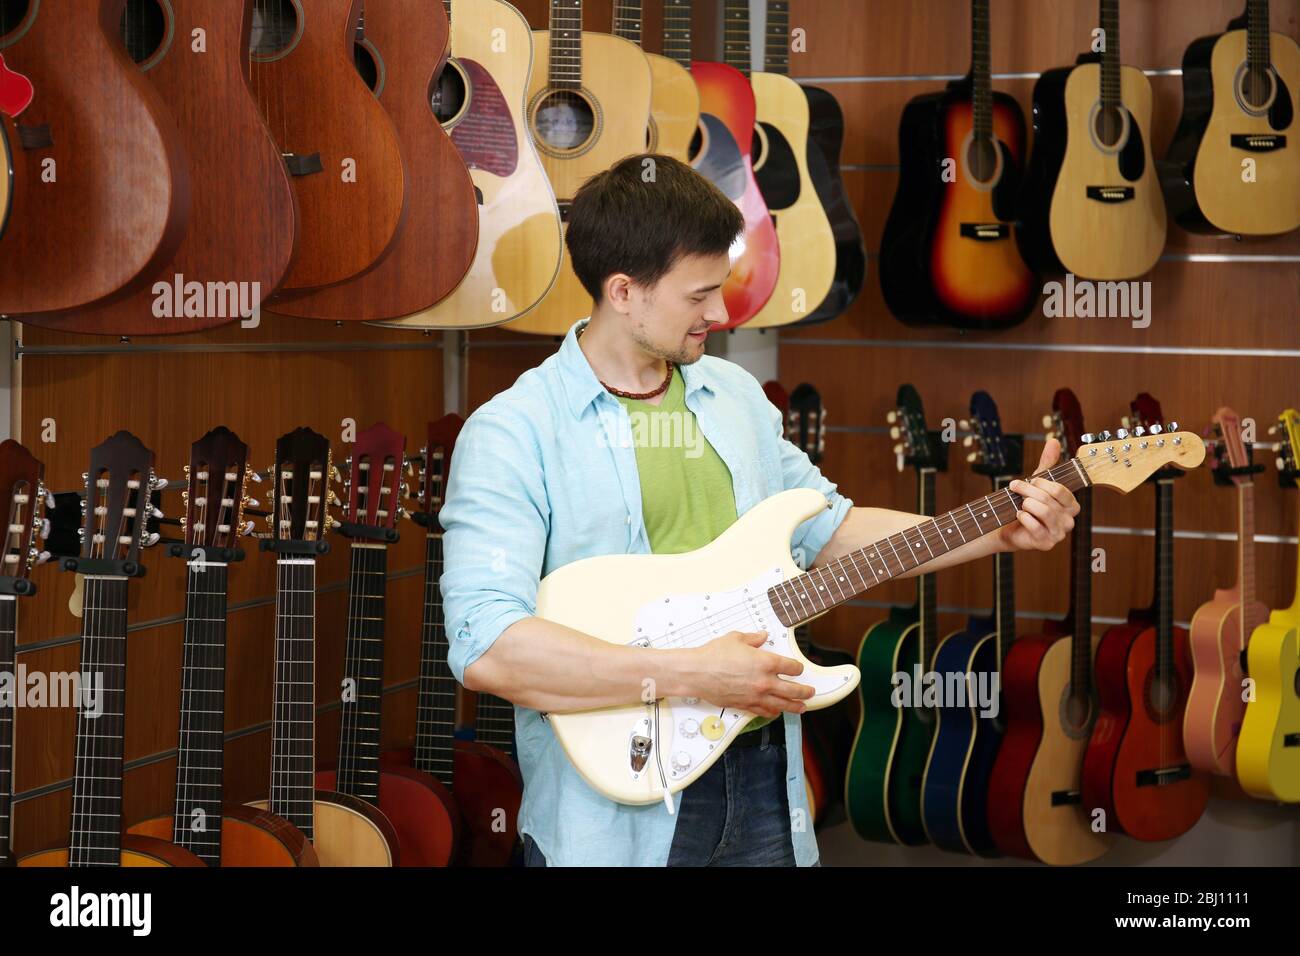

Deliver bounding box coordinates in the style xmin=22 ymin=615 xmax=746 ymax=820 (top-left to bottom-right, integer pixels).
xmin=537 ymin=428 xmax=1206 ymax=807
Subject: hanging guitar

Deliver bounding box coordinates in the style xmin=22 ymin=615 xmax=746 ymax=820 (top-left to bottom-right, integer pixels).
xmin=0 ymin=50 xmax=32 ymax=241
xmin=613 ymin=0 xmax=698 ymax=162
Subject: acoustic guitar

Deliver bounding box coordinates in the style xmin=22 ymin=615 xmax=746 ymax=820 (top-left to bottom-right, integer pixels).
xmin=1082 ymin=393 xmax=1212 ymax=841
xmin=249 ymin=0 xmax=406 ymax=294
xmin=246 ymin=427 xmax=400 ymax=866
xmin=315 ymin=423 xmax=461 ymax=867
xmin=880 ymin=0 xmax=1036 ymax=330
xmin=1237 ymin=408 xmax=1300 ymax=801
xmin=270 ymin=1 xmax=479 ymax=322
xmin=1164 ymin=0 xmax=1300 ymax=236
xmin=128 ymin=427 xmax=318 ymax=866
xmin=22 ymin=0 xmax=298 ymax=336
xmin=0 ymin=50 xmax=31 ymax=241
xmin=986 ymin=388 xmax=1112 ymax=865
xmin=613 ymin=0 xmax=698 ymax=162
xmin=21 ymin=433 xmax=202 ymax=867
xmin=845 ymin=384 xmax=946 ymax=846
xmin=504 ymin=0 xmax=652 ymax=336
xmin=535 ymin=423 xmax=1202 ymax=807
xmin=0 ymin=0 xmax=189 ymax=316
xmin=371 ymin=0 xmax=563 ymax=330
xmin=722 ymin=0 xmax=834 ymax=329
xmin=382 ymin=415 xmax=525 ymax=866
xmin=1017 ymin=0 xmax=1166 ymax=280
xmin=1184 ymin=408 xmax=1269 ymax=777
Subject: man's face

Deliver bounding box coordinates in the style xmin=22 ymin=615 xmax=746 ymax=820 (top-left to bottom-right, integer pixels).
xmin=625 ymin=252 xmax=731 ymax=365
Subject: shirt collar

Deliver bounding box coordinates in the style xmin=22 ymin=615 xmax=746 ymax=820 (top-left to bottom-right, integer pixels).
xmin=557 ymin=318 xmax=715 ymax=419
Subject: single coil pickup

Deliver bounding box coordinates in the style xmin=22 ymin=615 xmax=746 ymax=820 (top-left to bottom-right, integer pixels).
xmin=959 ymin=222 xmax=1010 ymax=242
xmin=1230 ymin=134 xmax=1285 ymax=153
xmin=1050 ymin=789 xmax=1082 ymax=807
xmin=1086 ymin=185 xmax=1135 ymax=203
xmin=1135 ymin=764 xmax=1192 ymax=788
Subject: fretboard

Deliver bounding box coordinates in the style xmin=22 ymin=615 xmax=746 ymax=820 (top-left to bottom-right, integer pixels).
xmin=971 ymin=0 xmax=992 ymax=140
xmin=268 ymin=559 xmax=317 ymax=839
xmin=1247 ymin=0 xmax=1272 ymax=73
xmin=917 ymin=469 xmax=938 ymax=670
xmin=612 ymin=0 xmax=643 ymax=46
xmin=336 ymin=543 xmax=389 ymax=804
xmin=1237 ymin=480 xmax=1260 ymax=650
xmin=69 ymin=576 xmax=130 ymax=867
xmin=1154 ymin=480 xmax=1175 ymax=679
xmin=722 ymin=0 xmax=752 ymax=75
xmin=765 ymin=1 xmax=789 ymax=75
xmin=172 ymin=561 xmax=231 ymax=867
xmin=662 ymin=0 xmax=693 ymax=67
xmin=443 ymin=0 xmax=452 ymax=26
xmin=769 ymin=459 xmax=1089 ymax=629
xmin=415 ymin=533 xmax=456 ymax=787
xmin=1100 ymin=0 xmax=1121 ymax=108
xmin=0 ymin=597 xmax=15 ymax=863
xmin=549 ymin=0 xmax=583 ymax=91
xmin=1069 ymin=488 xmax=1094 ymax=698
xmin=992 ymin=476 xmax=1016 ymax=677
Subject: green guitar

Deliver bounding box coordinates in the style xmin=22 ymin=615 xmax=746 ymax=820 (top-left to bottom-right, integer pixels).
xmin=845 ymin=384 xmax=948 ymax=844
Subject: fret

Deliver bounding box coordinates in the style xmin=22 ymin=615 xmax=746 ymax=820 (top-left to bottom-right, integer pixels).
xmin=268 ymin=559 xmax=317 ymax=838
xmin=993 ymin=476 xmax=1016 ymax=676
xmin=1099 ymin=0 xmax=1121 ymax=109
xmin=612 ymin=0 xmax=643 ymax=46
xmin=970 ymin=0 xmax=992 ymax=140
xmin=549 ymin=0 xmax=584 ymax=91
xmin=1154 ymin=481 xmax=1175 ymax=679
xmin=415 ymin=534 xmax=457 ymax=786
xmin=662 ymin=0 xmax=693 ymax=67
xmin=765 ymin=1 xmax=789 ymax=74
xmin=1247 ymin=0 xmax=1272 ymax=75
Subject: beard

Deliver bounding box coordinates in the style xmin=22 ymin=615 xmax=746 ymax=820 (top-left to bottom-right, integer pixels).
xmin=630 ymin=319 xmax=706 ymax=366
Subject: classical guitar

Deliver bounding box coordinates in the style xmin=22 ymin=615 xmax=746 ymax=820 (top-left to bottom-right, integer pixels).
xmin=0 ymin=440 xmax=46 ymax=866
xmin=1017 ymin=0 xmax=1166 ymax=280
xmin=536 ymin=424 xmax=1203 ymax=807
xmin=22 ymin=0 xmax=297 ymax=336
xmin=504 ymin=0 xmax=652 ymax=336
xmin=846 ymin=384 xmax=947 ymax=846
xmin=382 ymin=415 xmax=524 ymax=866
xmin=315 ymin=423 xmax=460 ymax=867
xmin=1082 ymin=394 xmax=1212 ymax=840
xmin=246 ymin=427 xmax=400 ymax=866
xmin=1237 ymin=408 xmax=1300 ymax=801
xmin=21 ymin=433 xmax=202 ymax=867
xmin=922 ymin=390 xmax=1020 ymax=856
xmin=128 ymin=427 xmax=318 ymax=866
xmin=723 ymin=0 xmax=834 ymax=330
xmin=249 ymin=0 xmax=406 ymax=294
xmin=1185 ymin=408 xmax=1269 ymax=777
xmin=270 ymin=1 xmax=478 ymax=321
xmin=613 ymin=0 xmax=698 ymax=162
xmin=1163 ymin=0 xmax=1300 ymax=236
xmin=0 ymin=0 xmax=188 ymax=316
xmin=880 ymin=0 xmax=1036 ymax=330
xmin=372 ymin=0 xmax=563 ymax=330
xmin=987 ymin=388 xmax=1112 ymax=865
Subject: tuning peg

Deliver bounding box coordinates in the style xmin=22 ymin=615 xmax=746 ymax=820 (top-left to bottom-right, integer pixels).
xmin=152 ymin=478 xmax=169 ymax=491
xmin=331 ymin=466 xmax=343 ymax=483
xmin=889 ymin=426 xmax=900 ymax=440
xmin=886 ymin=410 xmax=897 ymax=424
xmin=35 ymin=550 xmax=51 ymax=565
xmin=966 ymin=451 xmax=978 ymax=463
xmin=1168 ymin=421 xmax=1179 ymax=431
xmin=893 ymin=443 xmax=904 ymax=456
xmin=246 ymin=498 xmax=260 ymax=509
xmin=149 ymin=504 xmax=165 ymax=519
xmin=1115 ymin=427 xmax=1129 ymax=440
xmin=1080 ymin=433 xmax=1094 ymax=444
xmin=1133 ymin=426 xmax=1145 ymax=437
xmin=39 ymin=518 xmax=50 ymax=540
xmin=144 ymin=532 xmax=161 ymax=547
xmin=962 ymin=435 xmax=973 ymax=447
xmin=958 ymin=419 xmax=969 ymax=430
xmin=1097 ymin=430 xmax=1111 ymax=441
xmin=1120 ymin=415 xmax=1131 ymax=429
xmin=45 ymin=491 xmax=55 ymax=511
xmin=1276 ymin=457 xmax=1286 ymax=471
xmin=1149 ymin=423 xmax=1162 ymax=435
xmin=1041 ymin=414 xmax=1053 ymax=429
xmin=240 ymin=520 xmax=256 ymax=536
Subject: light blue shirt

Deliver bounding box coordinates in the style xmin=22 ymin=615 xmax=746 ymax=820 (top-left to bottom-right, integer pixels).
xmin=439 ymin=319 xmax=854 ymax=866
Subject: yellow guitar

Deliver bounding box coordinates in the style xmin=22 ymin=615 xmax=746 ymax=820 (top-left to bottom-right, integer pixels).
xmin=613 ymin=0 xmax=699 ymax=163
xmin=1237 ymin=408 xmax=1300 ymax=802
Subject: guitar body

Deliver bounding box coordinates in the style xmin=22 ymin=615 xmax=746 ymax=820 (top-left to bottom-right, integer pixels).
xmin=690 ymin=60 xmax=779 ymax=329
xmin=19 ymin=834 xmax=204 ymax=867
xmin=921 ymin=619 xmax=1000 ymax=856
xmin=0 ymin=0 xmax=188 ymax=314
xmin=253 ymin=0 xmax=406 ymax=293
xmin=646 ymin=52 xmax=699 ymax=162
xmin=1238 ymin=610 xmax=1300 ymax=801
xmin=504 ymin=30 xmax=651 ymax=335
xmin=373 ymin=0 xmax=562 ymax=330
xmin=989 ymin=632 xmax=1112 ymax=864
xmin=23 ymin=0 xmax=297 ymax=335
xmin=800 ymin=84 xmax=866 ymax=325
xmin=248 ymin=792 xmax=399 ymax=866
xmin=538 ymin=490 xmax=858 ymax=805
xmin=1185 ymin=588 xmax=1268 ymax=776
xmin=271 ymin=0 xmax=477 ymax=321
xmin=127 ymin=803 xmax=319 ymax=867
xmin=880 ymin=88 xmax=1036 ymax=330
xmin=746 ymin=71 xmax=836 ymax=328
xmin=845 ymin=606 xmax=930 ymax=845
xmin=1165 ymin=28 xmax=1300 ymax=235
xmin=1084 ymin=621 xmax=1210 ymax=840
xmin=315 ymin=767 xmax=458 ymax=868
xmin=0 ymin=116 xmax=13 ymax=240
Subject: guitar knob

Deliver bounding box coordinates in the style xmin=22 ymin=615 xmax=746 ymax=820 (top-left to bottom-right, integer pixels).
xmin=671 ymin=752 xmax=692 ymax=772
xmin=680 ymin=718 xmax=699 ymax=738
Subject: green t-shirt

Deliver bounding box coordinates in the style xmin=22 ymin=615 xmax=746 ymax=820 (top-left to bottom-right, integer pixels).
xmin=617 ymin=369 xmax=774 ymax=734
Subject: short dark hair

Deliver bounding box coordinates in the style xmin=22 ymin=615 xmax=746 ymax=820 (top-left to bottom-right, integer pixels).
xmin=565 ymin=154 xmax=744 ymax=303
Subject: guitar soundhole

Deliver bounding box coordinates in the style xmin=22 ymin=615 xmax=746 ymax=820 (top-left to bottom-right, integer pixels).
xmin=120 ymin=0 xmax=170 ymax=68
xmin=1093 ymin=103 xmax=1127 ymax=151
xmin=1143 ymin=667 xmax=1180 ymax=723
xmin=251 ymin=0 xmax=303 ymax=62
xmin=0 ymin=1 xmax=30 ymax=41
xmin=353 ymin=39 xmax=380 ymax=95
xmin=1058 ymin=685 xmax=1094 ymax=740
xmin=962 ymin=132 xmax=1001 ymax=190
xmin=688 ymin=125 xmax=704 ymax=162
xmin=1235 ymin=61 xmax=1278 ymax=115
xmin=1293 ymin=666 xmax=1300 ymax=698
xmin=530 ymin=88 xmax=599 ymax=158
xmin=432 ymin=59 xmax=469 ymax=126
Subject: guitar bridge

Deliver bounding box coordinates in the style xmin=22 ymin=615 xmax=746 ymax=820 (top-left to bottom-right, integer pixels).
xmin=1135 ymin=764 xmax=1192 ymax=787
xmin=1086 ymin=186 xmax=1134 ymax=203
xmin=1230 ymin=134 xmax=1285 ymax=153
xmin=959 ymin=223 xmax=1009 ymax=241
xmin=1050 ymin=789 xmax=1082 ymax=806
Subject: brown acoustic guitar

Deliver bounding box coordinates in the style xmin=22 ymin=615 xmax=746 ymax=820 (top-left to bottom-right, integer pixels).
xmin=270 ymin=0 xmax=478 ymax=321
xmin=249 ymin=0 xmax=406 ymax=295
xmin=0 ymin=0 xmax=189 ymax=316
xmin=22 ymin=0 xmax=298 ymax=335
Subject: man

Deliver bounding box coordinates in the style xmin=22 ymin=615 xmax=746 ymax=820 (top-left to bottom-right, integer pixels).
xmin=440 ymin=154 xmax=1079 ymax=866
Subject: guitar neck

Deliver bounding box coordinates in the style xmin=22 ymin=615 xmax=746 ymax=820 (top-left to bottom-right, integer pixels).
xmin=1237 ymin=479 xmax=1258 ymax=646
xmin=722 ymin=0 xmax=752 ymax=74
xmin=1154 ymin=480 xmax=1175 ymax=679
xmin=415 ymin=532 xmax=456 ymax=787
xmin=549 ymin=0 xmax=583 ymax=90
xmin=971 ymin=0 xmax=993 ymax=140
xmin=765 ymin=1 xmax=789 ymax=75
xmin=69 ymin=576 xmax=130 ymax=867
xmin=1099 ymin=0 xmax=1121 ymax=108
xmin=993 ymin=476 xmax=1016 ymax=674
xmin=336 ymin=543 xmax=389 ymax=804
xmin=612 ymin=0 xmax=643 ymax=46
xmin=663 ymin=0 xmax=693 ymax=67
xmin=1069 ymin=488 xmax=1095 ymax=697
xmin=1248 ymin=0 xmax=1272 ymax=72
xmin=269 ymin=558 xmax=317 ymax=839
xmin=917 ymin=468 xmax=938 ymax=669
xmin=172 ymin=561 xmax=231 ymax=866
xmin=771 ymin=458 xmax=1090 ymax=628
xmin=0 ymin=597 xmax=14 ymax=864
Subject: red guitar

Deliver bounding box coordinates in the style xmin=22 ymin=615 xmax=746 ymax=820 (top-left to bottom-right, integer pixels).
xmin=316 ymin=422 xmax=461 ymax=867
xmin=383 ymin=415 xmax=524 ymax=866
xmin=1081 ymin=393 xmax=1211 ymax=841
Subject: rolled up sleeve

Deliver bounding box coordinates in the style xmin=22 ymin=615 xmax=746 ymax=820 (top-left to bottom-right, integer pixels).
xmin=439 ymin=408 xmax=550 ymax=685
xmin=766 ymin=395 xmax=853 ymax=569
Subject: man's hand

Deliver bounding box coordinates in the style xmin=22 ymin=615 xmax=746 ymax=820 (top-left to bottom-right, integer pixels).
xmin=997 ymin=437 xmax=1080 ymax=553
xmin=683 ymin=630 xmax=814 ymax=718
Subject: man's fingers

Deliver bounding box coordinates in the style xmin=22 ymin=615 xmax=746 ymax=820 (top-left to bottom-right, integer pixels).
xmin=771 ymin=654 xmax=805 ymax=677
xmin=770 ymin=675 xmax=816 ymax=700
xmin=1036 ymin=436 xmax=1061 ymax=472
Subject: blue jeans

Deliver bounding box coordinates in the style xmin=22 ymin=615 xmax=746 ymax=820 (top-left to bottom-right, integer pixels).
xmin=522 ymin=724 xmax=799 ymax=866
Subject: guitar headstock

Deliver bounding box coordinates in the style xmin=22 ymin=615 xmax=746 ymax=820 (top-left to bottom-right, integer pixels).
xmin=415 ymin=415 xmax=464 ymax=532
xmin=1271 ymin=409 xmax=1300 ymax=488
xmin=1044 ymin=388 xmax=1086 ymax=457
xmin=0 ymin=440 xmax=47 ymax=593
xmin=262 ymin=427 xmax=335 ymax=555
xmin=1075 ymin=429 xmax=1206 ymax=493
xmin=1209 ymin=406 xmax=1255 ymax=484
xmin=1117 ymin=391 xmax=1187 ymax=481
xmin=964 ymin=390 xmax=1023 ymax=478
xmin=787 ymin=383 xmax=826 ymax=466
xmin=179 ymin=427 xmax=253 ymax=560
xmin=339 ymin=422 xmax=406 ymax=543
xmin=888 ymin=383 xmax=940 ymax=473
xmin=67 ymin=431 xmax=159 ymax=577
